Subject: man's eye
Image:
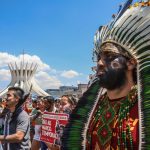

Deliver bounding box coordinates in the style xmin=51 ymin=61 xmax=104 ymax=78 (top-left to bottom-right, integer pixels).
xmin=97 ymin=55 xmax=101 ymax=61
xmin=111 ymin=59 xmax=121 ymax=68
xmin=107 ymin=55 xmax=117 ymax=61
xmin=107 ymin=54 xmax=114 ymax=59
xmin=7 ymin=94 xmax=10 ymax=97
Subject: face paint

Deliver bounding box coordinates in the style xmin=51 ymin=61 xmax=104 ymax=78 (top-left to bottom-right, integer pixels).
xmin=111 ymin=58 xmax=121 ymax=69
xmin=97 ymin=55 xmax=128 ymax=90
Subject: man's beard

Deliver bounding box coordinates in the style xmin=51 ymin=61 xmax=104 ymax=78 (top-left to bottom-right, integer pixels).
xmin=97 ymin=66 xmax=127 ymax=90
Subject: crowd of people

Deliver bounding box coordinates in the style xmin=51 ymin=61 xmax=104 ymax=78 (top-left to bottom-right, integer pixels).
xmin=0 ymin=89 xmax=78 ymax=150
xmin=0 ymin=0 xmax=150 ymax=150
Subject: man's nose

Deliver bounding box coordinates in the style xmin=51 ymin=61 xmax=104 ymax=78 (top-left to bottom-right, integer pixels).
xmin=97 ymin=59 xmax=106 ymax=66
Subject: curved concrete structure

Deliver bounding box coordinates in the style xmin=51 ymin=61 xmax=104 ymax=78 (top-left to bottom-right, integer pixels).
xmin=0 ymin=62 xmax=49 ymax=97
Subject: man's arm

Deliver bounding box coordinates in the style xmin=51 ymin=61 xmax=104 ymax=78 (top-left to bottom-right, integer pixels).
xmin=0 ymin=130 xmax=25 ymax=143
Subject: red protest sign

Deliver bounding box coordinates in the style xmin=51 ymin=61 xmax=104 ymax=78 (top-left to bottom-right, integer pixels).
xmin=40 ymin=112 xmax=69 ymax=144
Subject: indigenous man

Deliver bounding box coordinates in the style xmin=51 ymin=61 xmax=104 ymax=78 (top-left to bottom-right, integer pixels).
xmin=62 ymin=0 xmax=150 ymax=149
xmin=86 ymin=42 xmax=138 ymax=149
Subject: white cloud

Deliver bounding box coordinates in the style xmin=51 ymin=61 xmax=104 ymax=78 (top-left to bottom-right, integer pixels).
xmin=14 ymin=54 xmax=51 ymax=71
xmin=35 ymin=71 xmax=62 ymax=89
xmin=61 ymin=70 xmax=79 ymax=78
xmin=0 ymin=52 xmax=16 ymax=68
xmin=0 ymin=52 xmax=59 ymax=89
xmin=77 ymin=80 xmax=81 ymax=84
xmin=0 ymin=69 xmax=10 ymax=81
xmin=0 ymin=52 xmax=51 ymax=71
xmin=0 ymin=52 xmax=87 ymax=90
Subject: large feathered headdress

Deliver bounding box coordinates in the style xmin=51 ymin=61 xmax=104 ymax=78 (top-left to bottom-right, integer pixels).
xmin=62 ymin=1 xmax=150 ymax=149
xmin=93 ymin=0 xmax=150 ymax=148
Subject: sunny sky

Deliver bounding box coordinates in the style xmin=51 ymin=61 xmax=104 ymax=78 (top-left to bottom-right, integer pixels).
xmin=0 ymin=0 xmax=125 ymax=91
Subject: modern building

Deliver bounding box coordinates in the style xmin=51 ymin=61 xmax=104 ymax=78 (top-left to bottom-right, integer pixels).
xmin=77 ymin=84 xmax=88 ymax=97
xmin=0 ymin=61 xmax=49 ymax=97
xmin=46 ymin=84 xmax=88 ymax=99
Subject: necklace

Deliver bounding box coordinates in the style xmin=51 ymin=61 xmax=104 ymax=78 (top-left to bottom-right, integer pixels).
xmin=117 ymin=86 xmax=137 ymax=150
xmin=87 ymin=86 xmax=137 ymax=150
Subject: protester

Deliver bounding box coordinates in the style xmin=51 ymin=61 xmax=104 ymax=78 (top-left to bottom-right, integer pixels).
xmin=0 ymin=98 xmax=4 ymax=115
xmin=43 ymin=96 xmax=56 ymax=113
xmin=62 ymin=1 xmax=150 ymax=149
xmin=0 ymin=87 xmax=30 ymax=150
xmin=43 ymin=96 xmax=59 ymax=150
xmin=1 ymin=98 xmax=7 ymax=110
xmin=54 ymin=99 xmax=61 ymax=113
xmin=59 ymin=95 xmax=73 ymax=114
xmin=23 ymin=99 xmax=32 ymax=114
xmin=0 ymin=98 xmax=4 ymax=136
xmin=30 ymin=99 xmax=38 ymax=143
xmin=31 ymin=97 xmax=45 ymax=150
xmin=0 ymin=98 xmax=9 ymax=136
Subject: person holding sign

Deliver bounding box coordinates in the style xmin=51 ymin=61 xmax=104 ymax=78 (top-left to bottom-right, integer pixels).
xmin=42 ymin=96 xmax=59 ymax=150
xmin=31 ymin=97 xmax=45 ymax=150
xmin=43 ymin=96 xmax=56 ymax=113
xmin=59 ymin=95 xmax=74 ymax=114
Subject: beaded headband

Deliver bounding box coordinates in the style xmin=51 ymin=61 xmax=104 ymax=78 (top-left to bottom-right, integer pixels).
xmin=100 ymin=42 xmax=132 ymax=58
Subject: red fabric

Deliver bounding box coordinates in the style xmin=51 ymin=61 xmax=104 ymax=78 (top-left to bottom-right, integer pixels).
xmin=111 ymin=102 xmax=139 ymax=150
xmin=86 ymin=94 xmax=139 ymax=150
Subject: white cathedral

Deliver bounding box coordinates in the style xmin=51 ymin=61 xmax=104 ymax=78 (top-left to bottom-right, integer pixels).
xmin=0 ymin=61 xmax=49 ymax=97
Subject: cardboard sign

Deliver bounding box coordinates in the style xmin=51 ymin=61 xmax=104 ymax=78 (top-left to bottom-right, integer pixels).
xmin=40 ymin=112 xmax=69 ymax=143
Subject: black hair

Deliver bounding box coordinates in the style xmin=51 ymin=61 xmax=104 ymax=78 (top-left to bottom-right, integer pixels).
xmin=37 ymin=96 xmax=44 ymax=99
xmin=8 ymin=87 xmax=29 ymax=108
xmin=43 ymin=96 xmax=55 ymax=103
xmin=32 ymin=99 xmax=38 ymax=103
xmin=8 ymin=87 xmax=24 ymax=100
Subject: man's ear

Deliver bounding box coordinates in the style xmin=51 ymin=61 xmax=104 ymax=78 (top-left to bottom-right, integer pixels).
xmin=15 ymin=96 xmax=20 ymax=103
xmin=127 ymin=58 xmax=137 ymax=70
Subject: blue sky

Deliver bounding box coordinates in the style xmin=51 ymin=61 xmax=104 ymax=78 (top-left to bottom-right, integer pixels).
xmin=0 ymin=0 xmax=125 ymax=90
